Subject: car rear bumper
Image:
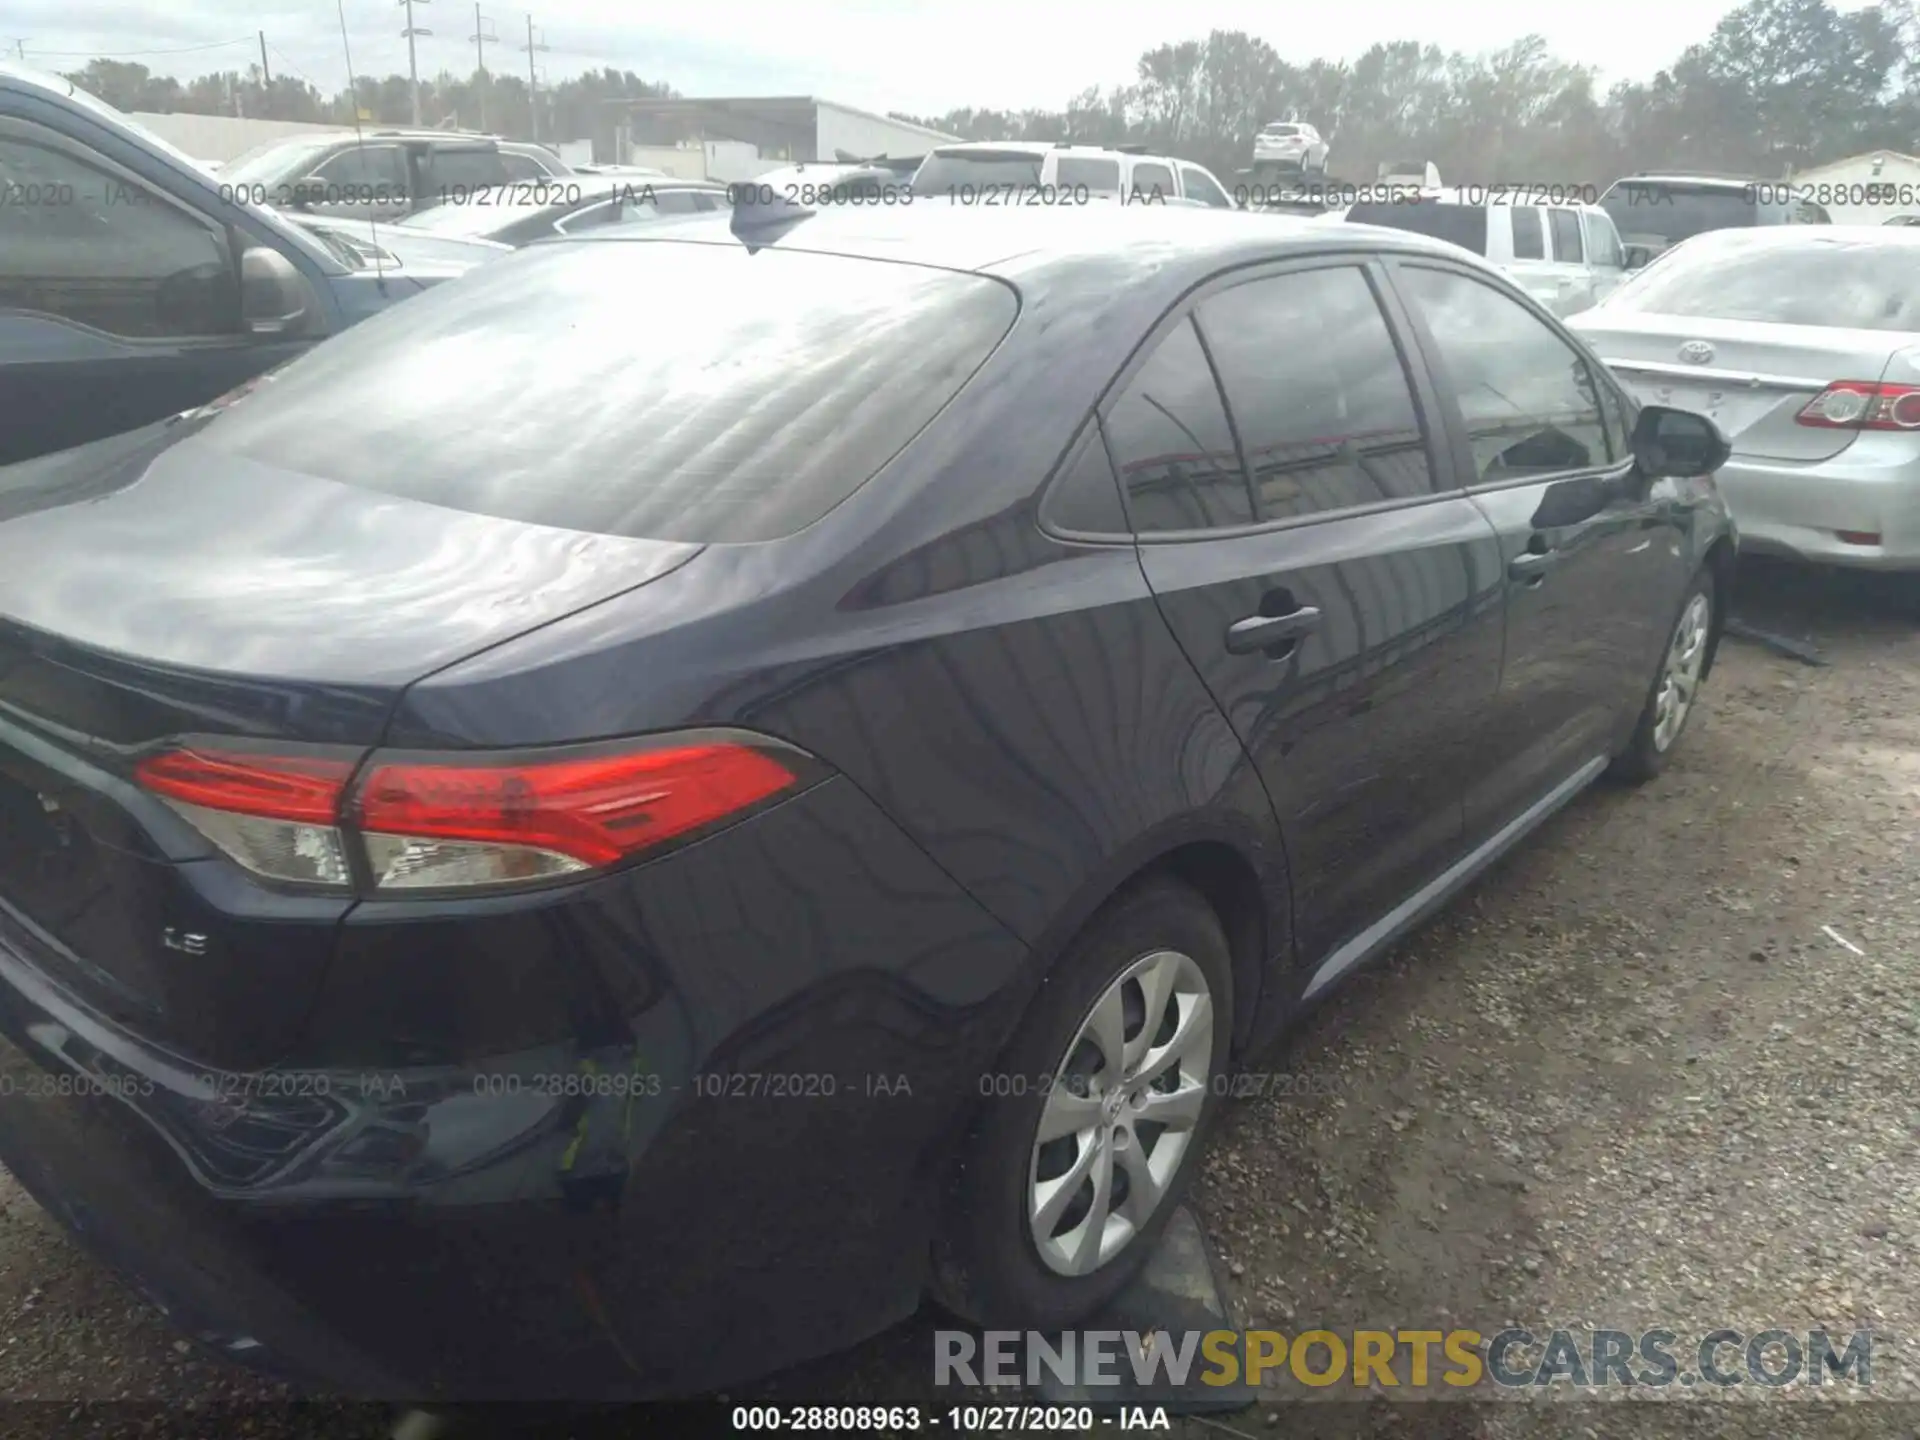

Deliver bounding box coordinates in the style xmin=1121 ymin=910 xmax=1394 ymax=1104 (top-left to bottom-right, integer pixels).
xmin=0 ymin=776 xmax=1033 ymax=1400
xmin=1715 ymin=445 xmax=1920 ymax=571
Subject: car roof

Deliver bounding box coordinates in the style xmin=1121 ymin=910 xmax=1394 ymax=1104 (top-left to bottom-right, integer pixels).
xmin=1398 ymin=188 xmax=1607 ymax=212
xmin=1609 ymin=174 xmax=1774 ymax=191
xmin=560 ymin=197 xmax=1484 ymax=288
xmin=924 ymin=140 xmax=1189 ymax=163
xmin=1656 ymin=223 xmax=1920 ymax=253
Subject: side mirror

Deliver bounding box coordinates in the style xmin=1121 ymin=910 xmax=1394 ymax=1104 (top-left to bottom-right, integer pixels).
xmin=1632 ymin=404 xmax=1730 ymax=479
xmin=240 ymin=246 xmax=318 ymax=336
xmin=1623 ymin=244 xmax=1652 ymax=270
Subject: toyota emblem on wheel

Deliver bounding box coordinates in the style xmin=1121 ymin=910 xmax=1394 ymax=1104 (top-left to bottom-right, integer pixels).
xmin=1679 ymin=340 xmax=1716 ymax=364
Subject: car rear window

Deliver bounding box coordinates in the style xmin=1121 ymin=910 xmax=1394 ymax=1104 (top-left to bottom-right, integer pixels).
xmin=195 ymin=242 xmax=1019 ymax=543
xmin=1264 ymin=125 xmax=1300 ymax=137
xmin=913 ymin=151 xmax=1044 ymax=192
xmin=1601 ymin=235 xmax=1920 ymax=331
xmin=1598 ymin=184 xmax=1761 ymax=247
xmin=1346 ymin=201 xmax=1488 ymax=255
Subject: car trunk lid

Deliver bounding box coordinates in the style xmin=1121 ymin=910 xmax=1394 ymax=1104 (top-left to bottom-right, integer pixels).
xmin=1573 ymin=313 xmax=1916 ymax=462
xmin=0 ymin=421 xmax=700 ymax=1064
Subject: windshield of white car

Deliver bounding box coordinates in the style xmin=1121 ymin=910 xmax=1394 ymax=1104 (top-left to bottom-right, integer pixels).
xmin=1602 ymin=235 xmax=1920 ymax=330
xmin=1599 ymin=184 xmax=1767 ymax=247
xmin=1346 ymin=201 xmax=1488 ymax=255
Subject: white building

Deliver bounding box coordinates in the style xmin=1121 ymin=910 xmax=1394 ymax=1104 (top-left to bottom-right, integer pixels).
xmin=1788 ymin=149 xmax=1920 ymax=226
xmin=127 ymin=112 xmax=344 ymax=164
xmin=611 ymin=96 xmax=959 ymax=183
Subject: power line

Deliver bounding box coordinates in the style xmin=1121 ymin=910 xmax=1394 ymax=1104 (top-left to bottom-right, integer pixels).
xmin=24 ymin=38 xmax=257 ymax=58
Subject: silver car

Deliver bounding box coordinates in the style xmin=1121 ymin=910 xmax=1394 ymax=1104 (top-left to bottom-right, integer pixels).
xmin=1251 ymin=120 xmax=1328 ymax=175
xmin=1570 ymin=227 xmax=1920 ymax=570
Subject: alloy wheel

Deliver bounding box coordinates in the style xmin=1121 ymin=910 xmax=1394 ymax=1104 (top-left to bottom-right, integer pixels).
xmin=1026 ymin=948 xmax=1214 ymax=1277
xmin=1652 ymin=592 xmax=1712 ymax=752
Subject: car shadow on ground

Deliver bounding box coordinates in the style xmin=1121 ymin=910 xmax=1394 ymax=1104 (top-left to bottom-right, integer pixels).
xmin=1728 ymin=553 xmax=1918 ymax=641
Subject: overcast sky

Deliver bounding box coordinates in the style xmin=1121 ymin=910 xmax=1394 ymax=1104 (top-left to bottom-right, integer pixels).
xmin=4 ymin=0 xmax=1805 ymax=115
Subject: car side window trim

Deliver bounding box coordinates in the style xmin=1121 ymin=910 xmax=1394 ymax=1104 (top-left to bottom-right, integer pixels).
xmin=1381 ymin=258 xmax=1634 ymax=494
xmin=1036 ymin=416 xmax=1134 ymax=545
xmin=1068 ymin=254 xmax=1467 ymax=544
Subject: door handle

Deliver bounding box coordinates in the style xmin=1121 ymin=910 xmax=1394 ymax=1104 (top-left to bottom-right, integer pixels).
xmin=1225 ymin=607 xmax=1323 ymax=655
xmin=1509 ymin=549 xmax=1559 ymax=583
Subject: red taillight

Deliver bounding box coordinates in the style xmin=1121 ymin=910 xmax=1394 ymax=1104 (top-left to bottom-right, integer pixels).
xmin=134 ymin=735 xmax=807 ymax=893
xmin=355 ymin=745 xmax=797 ymax=869
xmin=135 ymin=748 xmax=356 ymax=887
xmin=134 ymin=748 xmax=354 ymax=821
xmin=1795 ymin=382 xmax=1920 ymax=431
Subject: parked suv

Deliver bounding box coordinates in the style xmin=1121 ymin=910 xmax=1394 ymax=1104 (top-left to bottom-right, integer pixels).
xmin=1345 ymin=189 xmax=1633 ymax=316
xmin=0 ymin=62 xmax=496 ymax=464
xmin=911 ymin=142 xmax=1238 ymax=208
xmin=0 ymin=202 xmax=1734 ymax=1402
xmin=1597 ymin=174 xmax=1832 ymax=264
xmin=1252 ymin=120 xmax=1329 ymax=177
xmin=218 ymin=128 xmax=542 ymax=221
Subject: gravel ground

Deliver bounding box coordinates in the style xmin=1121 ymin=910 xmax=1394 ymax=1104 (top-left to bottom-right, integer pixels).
xmin=1 ymin=557 xmax=1916 ymax=1440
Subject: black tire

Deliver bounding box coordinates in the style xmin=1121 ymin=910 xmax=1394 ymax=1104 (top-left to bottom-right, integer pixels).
xmin=1611 ymin=566 xmax=1716 ymax=784
xmin=930 ymin=878 xmax=1234 ymax=1330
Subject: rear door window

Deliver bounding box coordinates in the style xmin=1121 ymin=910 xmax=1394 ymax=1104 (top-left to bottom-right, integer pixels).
xmin=1198 ymin=266 xmax=1435 ymax=520
xmin=1548 ymin=208 xmax=1584 ymax=262
xmin=1103 ymin=318 xmax=1252 ymax=533
xmin=1510 ymin=207 xmax=1545 ymax=259
xmin=311 ymin=143 xmax=406 ymax=193
xmin=426 ymin=149 xmax=509 ymax=189
xmin=1055 ymin=156 xmax=1120 ymax=193
xmin=1129 ymin=163 xmax=1175 ymax=204
xmin=196 ymin=244 xmax=1019 ymax=543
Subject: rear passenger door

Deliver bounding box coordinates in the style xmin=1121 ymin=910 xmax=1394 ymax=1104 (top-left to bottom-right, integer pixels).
xmin=1384 ymin=260 xmax=1686 ymax=846
xmin=1123 ymin=259 xmax=1506 ymax=980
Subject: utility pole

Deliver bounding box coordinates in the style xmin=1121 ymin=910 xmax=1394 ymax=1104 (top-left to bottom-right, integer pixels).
xmin=521 ymin=16 xmax=548 ymax=143
xmin=259 ymin=32 xmax=271 ymax=85
xmin=400 ymin=0 xmax=433 ymax=126
xmin=469 ymin=6 xmax=499 ymax=131
xmin=11 ymin=40 xmax=25 ymax=61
